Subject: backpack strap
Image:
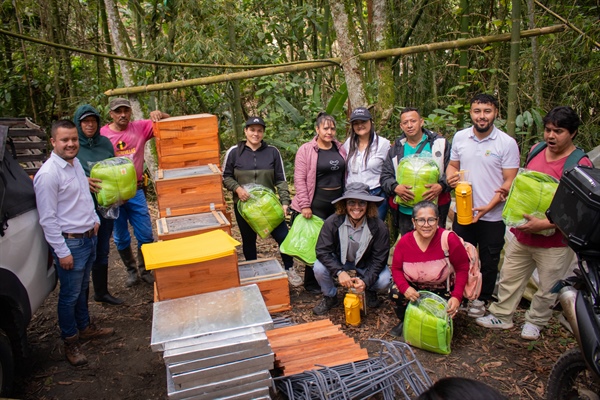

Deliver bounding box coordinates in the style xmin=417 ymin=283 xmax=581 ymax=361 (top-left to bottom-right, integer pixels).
xmin=525 ymin=141 xmax=588 ymax=171
xmin=564 ymin=148 xmax=588 ymax=171
xmin=415 ymin=138 xmax=428 ymax=155
xmin=441 ymin=230 xmax=454 ymax=292
xmin=525 ymin=142 xmax=547 ymax=167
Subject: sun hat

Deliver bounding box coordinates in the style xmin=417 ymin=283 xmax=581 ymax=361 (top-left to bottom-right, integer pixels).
xmin=349 ymin=107 xmax=372 ymax=122
xmin=109 ymin=98 xmax=131 ymax=111
xmin=245 ymin=116 xmax=266 ymax=127
xmin=332 ymin=182 xmax=384 ymax=204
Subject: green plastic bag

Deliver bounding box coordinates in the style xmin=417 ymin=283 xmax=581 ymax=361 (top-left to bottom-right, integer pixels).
xmin=90 ymin=157 xmax=137 ymax=207
xmin=502 ymin=169 xmax=559 ymax=236
xmin=280 ymin=215 xmax=324 ymax=265
xmin=395 ymin=154 xmax=440 ymax=207
xmin=237 ymin=184 xmax=285 ymax=239
xmin=403 ymin=291 xmax=453 ymax=355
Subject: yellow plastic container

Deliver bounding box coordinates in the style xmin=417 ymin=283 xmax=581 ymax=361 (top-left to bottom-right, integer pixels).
xmin=344 ymin=292 xmax=362 ymax=327
xmin=455 ymin=171 xmax=473 ymax=225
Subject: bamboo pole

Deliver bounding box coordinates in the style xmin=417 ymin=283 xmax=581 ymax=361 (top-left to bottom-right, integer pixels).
xmin=104 ymin=24 xmax=566 ymax=96
xmin=506 ymin=0 xmax=521 ymax=137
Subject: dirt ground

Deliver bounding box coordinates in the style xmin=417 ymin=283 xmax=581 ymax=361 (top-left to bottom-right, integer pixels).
xmin=13 ymin=201 xmax=577 ymax=400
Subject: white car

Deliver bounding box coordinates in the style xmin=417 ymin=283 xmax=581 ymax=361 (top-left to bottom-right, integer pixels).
xmin=0 ymin=130 xmax=56 ymax=396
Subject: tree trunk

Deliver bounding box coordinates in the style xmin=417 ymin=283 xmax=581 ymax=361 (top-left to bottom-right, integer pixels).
xmin=104 ymin=0 xmax=155 ymax=177
xmin=372 ymin=0 xmax=393 ymax=126
xmin=98 ymin=0 xmax=117 ymax=87
xmin=527 ymin=0 xmax=542 ymax=108
xmin=328 ymin=0 xmax=367 ymax=110
xmin=227 ymin=3 xmax=244 ymax=142
xmin=506 ymin=0 xmax=521 ymax=137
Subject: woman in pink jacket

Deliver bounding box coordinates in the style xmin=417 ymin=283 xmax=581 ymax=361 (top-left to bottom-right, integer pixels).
xmin=290 ymin=111 xmax=347 ymax=292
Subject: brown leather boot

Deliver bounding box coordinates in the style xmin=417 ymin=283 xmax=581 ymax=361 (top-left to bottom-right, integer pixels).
xmin=79 ymin=322 xmax=115 ymax=341
xmin=64 ymin=334 xmax=87 ymax=366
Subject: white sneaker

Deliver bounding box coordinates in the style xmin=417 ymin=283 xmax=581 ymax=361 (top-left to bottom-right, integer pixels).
xmin=467 ymin=300 xmax=486 ymax=318
xmin=476 ymin=313 xmax=514 ymax=329
xmin=286 ymin=268 xmax=303 ymax=287
xmin=521 ymin=322 xmax=541 ymax=340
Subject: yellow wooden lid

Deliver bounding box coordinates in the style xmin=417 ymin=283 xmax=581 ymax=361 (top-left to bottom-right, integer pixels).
xmin=142 ymin=230 xmax=240 ymax=270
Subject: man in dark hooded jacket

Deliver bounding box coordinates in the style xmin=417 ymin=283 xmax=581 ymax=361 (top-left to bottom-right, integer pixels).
xmin=74 ymin=104 xmax=123 ymax=305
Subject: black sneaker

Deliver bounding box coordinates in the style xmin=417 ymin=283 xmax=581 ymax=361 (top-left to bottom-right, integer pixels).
xmin=389 ymin=322 xmax=403 ymax=338
xmin=366 ymin=290 xmax=380 ymax=308
xmin=313 ymin=295 xmax=339 ymax=315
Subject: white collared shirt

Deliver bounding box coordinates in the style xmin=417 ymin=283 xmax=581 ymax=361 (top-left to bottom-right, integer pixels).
xmin=33 ymin=152 xmax=99 ymax=258
xmin=344 ymin=133 xmax=391 ymax=190
xmin=450 ymin=126 xmax=520 ymax=221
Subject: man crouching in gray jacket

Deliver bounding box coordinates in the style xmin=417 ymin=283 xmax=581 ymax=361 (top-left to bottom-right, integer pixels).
xmin=313 ymin=182 xmax=392 ymax=315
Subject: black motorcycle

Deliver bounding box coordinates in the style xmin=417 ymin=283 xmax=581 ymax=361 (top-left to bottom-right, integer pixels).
xmin=546 ymin=165 xmax=600 ymax=400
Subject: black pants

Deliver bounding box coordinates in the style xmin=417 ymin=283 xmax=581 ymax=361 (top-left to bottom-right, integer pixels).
xmin=234 ymin=204 xmax=293 ymax=270
xmin=452 ymin=219 xmax=505 ymax=302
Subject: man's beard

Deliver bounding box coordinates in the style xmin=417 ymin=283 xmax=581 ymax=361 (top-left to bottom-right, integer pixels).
xmin=474 ymin=120 xmax=494 ymax=133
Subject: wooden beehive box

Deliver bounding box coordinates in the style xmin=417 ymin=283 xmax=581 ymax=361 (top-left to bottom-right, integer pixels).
xmin=153 ymin=253 xmax=239 ymax=301
xmin=239 ymin=258 xmax=290 ymax=313
xmin=155 ymin=164 xmax=226 ymax=218
xmin=143 ymin=230 xmax=241 ymax=301
xmin=153 ymin=114 xmax=220 ymax=169
xmin=156 ymin=210 xmax=231 ymax=241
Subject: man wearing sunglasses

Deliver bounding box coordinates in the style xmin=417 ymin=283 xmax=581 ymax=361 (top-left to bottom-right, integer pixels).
xmin=312 ymin=182 xmax=392 ymax=315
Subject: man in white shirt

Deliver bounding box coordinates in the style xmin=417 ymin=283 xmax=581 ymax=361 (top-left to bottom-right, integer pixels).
xmin=446 ymin=94 xmax=520 ymax=317
xmin=34 ymin=120 xmax=114 ymax=366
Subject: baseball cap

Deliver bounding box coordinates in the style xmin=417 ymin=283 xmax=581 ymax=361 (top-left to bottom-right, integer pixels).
xmin=245 ymin=116 xmax=265 ymax=128
xmin=79 ymin=111 xmax=98 ymax=121
xmin=349 ymin=107 xmax=372 ymax=122
xmin=109 ymin=98 xmax=131 ymax=111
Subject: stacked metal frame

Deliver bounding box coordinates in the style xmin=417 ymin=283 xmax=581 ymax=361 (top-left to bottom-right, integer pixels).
xmin=151 ymin=285 xmax=275 ymax=400
xmin=273 ymin=340 xmax=432 ymax=400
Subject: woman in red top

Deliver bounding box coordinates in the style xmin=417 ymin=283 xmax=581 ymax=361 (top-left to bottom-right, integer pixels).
xmin=390 ymin=201 xmax=470 ymax=336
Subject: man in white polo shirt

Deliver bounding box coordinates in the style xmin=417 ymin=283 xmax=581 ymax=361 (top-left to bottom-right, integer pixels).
xmin=446 ymin=94 xmax=520 ymax=317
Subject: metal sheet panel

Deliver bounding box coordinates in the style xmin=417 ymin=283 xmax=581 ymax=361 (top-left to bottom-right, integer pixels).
xmin=172 ymin=353 xmax=274 ymax=389
xmin=167 ymin=346 xmax=272 ymax=374
xmin=167 ymin=368 xmax=272 ymax=400
xmin=164 ymin=333 xmax=270 ymax=365
xmin=151 ymin=285 xmax=273 ymax=351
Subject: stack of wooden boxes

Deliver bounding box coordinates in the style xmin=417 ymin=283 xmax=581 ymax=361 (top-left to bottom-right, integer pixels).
xmin=153 ymin=114 xmax=230 ymax=239
xmin=150 ymin=115 xmax=235 ymax=301
xmin=149 ymin=114 xmax=290 ymax=313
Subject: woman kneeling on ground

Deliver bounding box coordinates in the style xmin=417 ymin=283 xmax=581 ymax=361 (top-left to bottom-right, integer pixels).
xmin=389 ymin=200 xmax=469 ymax=337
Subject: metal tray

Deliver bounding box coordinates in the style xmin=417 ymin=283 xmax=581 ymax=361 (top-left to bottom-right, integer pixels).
xmin=151 ymin=285 xmax=272 ymax=351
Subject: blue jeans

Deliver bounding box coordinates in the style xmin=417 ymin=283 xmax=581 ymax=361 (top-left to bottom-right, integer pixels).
xmin=313 ymin=259 xmax=392 ymax=297
xmin=53 ymin=236 xmax=97 ymax=339
xmin=113 ymin=189 xmax=154 ymax=251
xmin=369 ymin=187 xmax=388 ymax=221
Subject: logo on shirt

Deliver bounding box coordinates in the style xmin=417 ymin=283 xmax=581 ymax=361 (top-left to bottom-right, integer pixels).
xmin=484 ymin=150 xmax=502 ymax=160
xmin=330 ymin=160 xmax=340 ymax=171
xmin=116 ymin=140 xmax=127 ymax=151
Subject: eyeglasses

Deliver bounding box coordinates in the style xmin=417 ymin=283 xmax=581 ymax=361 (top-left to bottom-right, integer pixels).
xmin=347 ymin=200 xmax=367 ymax=207
xmin=414 ymin=217 xmax=438 ymax=226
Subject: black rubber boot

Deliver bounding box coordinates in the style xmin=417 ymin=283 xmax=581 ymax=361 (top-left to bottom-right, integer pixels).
xmin=92 ymin=263 xmax=124 ymax=305
xmin=137 ymin=247 xmax=154 ymax=284
xmin=118 ymin=247 xmax=139 ymax=287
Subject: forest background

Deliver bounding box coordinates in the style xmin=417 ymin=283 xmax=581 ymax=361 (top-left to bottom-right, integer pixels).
xmin=0 ymin=0 xmax=598 ymax=174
